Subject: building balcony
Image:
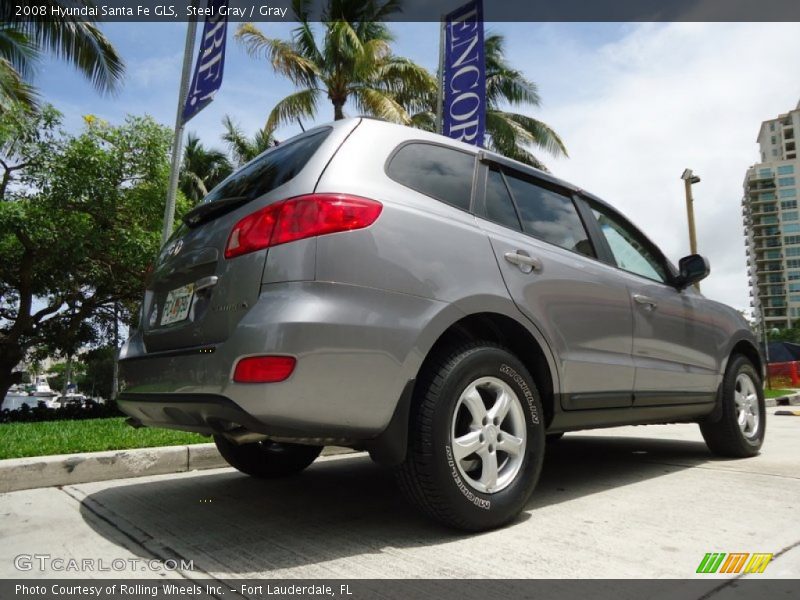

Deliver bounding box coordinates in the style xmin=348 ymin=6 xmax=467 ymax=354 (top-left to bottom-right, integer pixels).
xmin=749 ymin=172 xmax=774 ymax=182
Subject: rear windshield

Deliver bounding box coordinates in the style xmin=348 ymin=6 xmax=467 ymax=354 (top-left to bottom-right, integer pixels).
xmin=200 ymin=127 xmax=332 ymax=205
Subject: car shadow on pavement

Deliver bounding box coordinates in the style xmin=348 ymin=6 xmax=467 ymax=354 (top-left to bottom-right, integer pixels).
xmin=77 ymin=434 xmax=722 ymax=576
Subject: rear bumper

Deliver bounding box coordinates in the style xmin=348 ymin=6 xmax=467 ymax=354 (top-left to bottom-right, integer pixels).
xmin=119 ymin=281 xmax=445 ymax=439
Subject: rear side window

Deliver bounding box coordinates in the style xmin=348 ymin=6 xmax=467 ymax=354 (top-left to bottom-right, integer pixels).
xmin=202 ymin=128 xmax=331 ymax=205
xmin=503 ymin=173 xmax=595 ymax=258
xmin=387 ymin=143 xmax=475 ymax=211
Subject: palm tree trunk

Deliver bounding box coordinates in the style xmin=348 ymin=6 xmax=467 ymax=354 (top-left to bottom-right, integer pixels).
xmin=333 ymin=100 xmax=345 ymax=121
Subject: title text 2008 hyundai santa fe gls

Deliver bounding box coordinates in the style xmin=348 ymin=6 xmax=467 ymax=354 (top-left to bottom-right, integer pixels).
xmin=119 ymin=118 xmax=765 ymax=530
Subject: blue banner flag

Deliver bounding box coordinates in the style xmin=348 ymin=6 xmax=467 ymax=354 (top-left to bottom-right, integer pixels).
xmin=182 ymin=0 xmax=228 ymax=124
xmin=441 ymin=0 xmax=486 ymax=147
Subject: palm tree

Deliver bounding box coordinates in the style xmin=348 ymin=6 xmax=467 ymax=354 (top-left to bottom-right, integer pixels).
xmin=483 ymin=34 xmax=567 ymax=169
xmin=221 ymin=115 xmax=276 ymax=167
xmin=409 ymin=34 xmax=567 ymax=170
xmin=179 ymin=134 xmax=232 ymax=204
xmin=0 ymin=1 xmax=124 ymax=110
xmin=235 ymin=0 xmax=435 ymax=130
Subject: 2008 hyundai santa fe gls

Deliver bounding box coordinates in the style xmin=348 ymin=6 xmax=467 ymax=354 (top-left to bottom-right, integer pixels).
xmin=119 ymin=117 xmax=765 ymax=531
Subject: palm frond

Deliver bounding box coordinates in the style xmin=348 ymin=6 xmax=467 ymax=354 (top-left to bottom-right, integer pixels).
xmin=7 ymin=2 xmax=124 ymax=94
xmin=236 ymin=23 xmax=319 ymax=88
xmin=266 ymin=87 xmax=321 ymax=131
xmin=0 ymin=57 xmax=38 ymax=110
xmin=351 ymin=86 xmax=408 ymax=123
xmin=377 ymin=57 xmax=436 ymax=113
xmin=486 ymin=111 xmax=548 ymax=170
xmin=291 ymin=18 xmax=322 ymax=64
xmin=221 ymin=115 xmax=275 ymax=166
xmin=408 ymin=110 xmax=436 ymax=132
xmin=504 ymin=112 xmax=568 ymax=158
xmin=0 ymin=26 xmax=38 ymax=80
xmin=483 ymin=33 xmax=540 ymax=109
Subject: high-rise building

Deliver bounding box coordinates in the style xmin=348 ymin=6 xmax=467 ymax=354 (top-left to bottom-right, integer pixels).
xmin=743 ymin=100 xmax=800 ymax=329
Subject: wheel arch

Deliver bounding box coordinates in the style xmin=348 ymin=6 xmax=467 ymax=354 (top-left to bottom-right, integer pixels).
xmin=417 ymin=312 xmax=558 ymax=427
xmin=704 ymin=337 xmax=764 ymax=425
xmin=367 ymin=310 xmax=561 ymax=466
xmin=726 ymin=338 xmax=764 ymax=380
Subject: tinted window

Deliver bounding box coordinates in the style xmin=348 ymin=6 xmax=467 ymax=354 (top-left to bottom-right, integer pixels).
xmin=503 ymin=173 xmax=594 ymax=257
xmin=591 ymin=205 xmax=668 ymax=282
xmin=483 ymin=168 xmax=522 ymax=230
xmin=202 ymin=128 xmax=331 ymax=205
xmin=388 ymin=143 xmax=475 ymax=211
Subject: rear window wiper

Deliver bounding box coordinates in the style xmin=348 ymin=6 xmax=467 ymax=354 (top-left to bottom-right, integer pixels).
xmin=183 ymin=195 xmax=250 ymax=227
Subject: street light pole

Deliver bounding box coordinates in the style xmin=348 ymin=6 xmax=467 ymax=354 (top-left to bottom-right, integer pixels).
xmin=681 ymin=168 xmax=701 ymax=291
xmin=681 ymin=168 xmax=700 ymax=255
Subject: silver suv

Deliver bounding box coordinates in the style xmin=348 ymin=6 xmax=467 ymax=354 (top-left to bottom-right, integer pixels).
xmin=119 ymin=118 xmax=765 ymax=531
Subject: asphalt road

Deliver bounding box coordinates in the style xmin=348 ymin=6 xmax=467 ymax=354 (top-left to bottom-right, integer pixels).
xmin=1 ymin=407 xmax=798 ymax=582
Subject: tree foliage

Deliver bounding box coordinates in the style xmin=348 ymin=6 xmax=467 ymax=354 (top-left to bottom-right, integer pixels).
xmin=0 ymin=104 xmax=185 ymax=400
xmin=221 ymin=115 xmax=276 ymax=167
xmin=410 ymin=33 xmax=567 ymax=170
xmin=179 ymin=133 xmax=232 ymax=204
xmin=0 ymin=1 xmax=124 ymax=110
xmin=235 ymin=0 xmax=435 ymax=127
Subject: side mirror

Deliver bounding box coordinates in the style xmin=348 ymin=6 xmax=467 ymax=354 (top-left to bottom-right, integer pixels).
xmin=676 ymin=254 xmax=710 ymax=289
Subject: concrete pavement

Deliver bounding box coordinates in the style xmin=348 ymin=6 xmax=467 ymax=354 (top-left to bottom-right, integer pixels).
xmin=1 ymin=407 xmax=798 ymax=581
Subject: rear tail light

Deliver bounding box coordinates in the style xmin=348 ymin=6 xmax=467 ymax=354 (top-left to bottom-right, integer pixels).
xmin=225 ymin=193 xmax=382 ymax=259
xmin=233 ymin=356 xmax=296 ymax=383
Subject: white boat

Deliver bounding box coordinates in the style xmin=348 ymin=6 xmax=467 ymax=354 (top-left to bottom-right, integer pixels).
xmin=2 ymin=385 xmax=32 ymax=411
xmin=56 ymin=393 xmax=88 ymax=407
xmin=2 ymin=376 xmax=60 ymax=411
xmin=31 ymin=375 xmax=58 ymax=399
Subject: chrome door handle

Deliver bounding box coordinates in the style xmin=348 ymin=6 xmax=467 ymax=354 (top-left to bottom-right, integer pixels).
xmin=504 ymin=251 xmax=542 ymax=274
xmin=194 ymin=275 xmax=219 ymax=292
xmin=633 ymin=294 xmax=657 ymax=310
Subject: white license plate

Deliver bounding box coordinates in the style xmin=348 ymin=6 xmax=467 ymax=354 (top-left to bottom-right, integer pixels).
xmin=161 ymin=284 xmax=194 ymax=325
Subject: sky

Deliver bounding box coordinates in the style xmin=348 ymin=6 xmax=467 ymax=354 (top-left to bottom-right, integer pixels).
xmin=32 ymin=21 xmax=800 ymax=313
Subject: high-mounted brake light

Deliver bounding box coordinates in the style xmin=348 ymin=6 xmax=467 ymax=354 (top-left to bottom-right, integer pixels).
xmin=233 ymin=355 xmax=296 ymax=383
xmin=224 ymin=194 xmax=382 ymax=259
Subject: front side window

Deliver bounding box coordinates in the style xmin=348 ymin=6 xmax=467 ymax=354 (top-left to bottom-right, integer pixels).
xmin=590 ymin=204 xmax=669 ymax=283
xmin=502 ymin=173 xmax=595 ymax=257
xmin=387 ymin=143 xmax=475 ymax=211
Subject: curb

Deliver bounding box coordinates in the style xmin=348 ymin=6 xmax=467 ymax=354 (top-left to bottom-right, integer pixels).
xmin=0 ymin=444 xmax=224 ymax=494
xmin=0 ymin=444 xmax=356 ymax=494
xmin=765 ymin=392 xmax=800 ymax=407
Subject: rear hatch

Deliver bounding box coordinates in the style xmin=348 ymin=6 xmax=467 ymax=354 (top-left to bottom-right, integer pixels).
xmin=141 ymin=123 xmax=354 ymax=353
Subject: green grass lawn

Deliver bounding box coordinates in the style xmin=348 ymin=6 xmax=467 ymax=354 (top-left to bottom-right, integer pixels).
xmin=764 ymin=388 xmax=795 ymax=399
xmin=0 ymin=418 xmax=208 ymax=460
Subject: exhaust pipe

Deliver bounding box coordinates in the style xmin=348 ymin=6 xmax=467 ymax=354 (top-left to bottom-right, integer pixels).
xmin=125 ymin=417 xmax=145 ymax=429
xmin=221 ymin=428 xmax=269 ymax=445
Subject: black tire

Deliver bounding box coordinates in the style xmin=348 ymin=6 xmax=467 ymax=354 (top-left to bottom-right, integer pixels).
xmin=396 ymin=342 xmax=545 ymax=531
xmin=699 ymin=355 xmax=765 ymax=458
xmin=546 ymin=432 xmax=565 ymax=444
xmin=214 ymin=436 xmax=322 ymax=478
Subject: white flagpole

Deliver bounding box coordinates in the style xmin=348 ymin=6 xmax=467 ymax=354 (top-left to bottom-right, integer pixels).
xmin=161 ymin=1 xmax=199 ymax=246
xmin=435 ymin=16 xmax=446 ymax=135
